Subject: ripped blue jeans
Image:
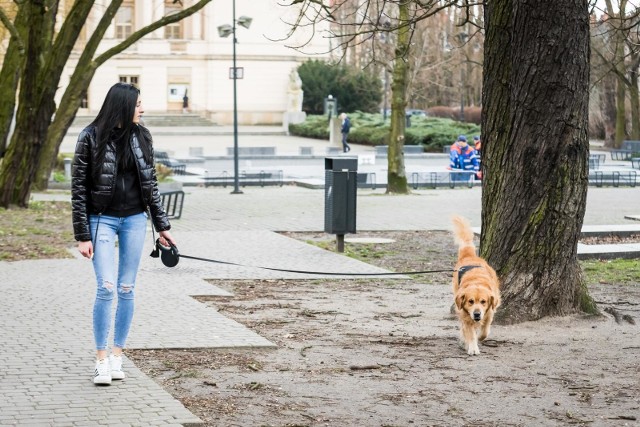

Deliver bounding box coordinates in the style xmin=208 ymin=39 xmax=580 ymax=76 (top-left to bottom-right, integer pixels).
xmin=89 ymin=212 xmax=147 ymax=351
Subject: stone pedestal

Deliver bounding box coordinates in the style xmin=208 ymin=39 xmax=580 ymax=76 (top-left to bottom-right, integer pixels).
xmin=329 ymin=117 xmax=342 ymax=148
xmin=282 ymin=111 xmax=307 ymax=133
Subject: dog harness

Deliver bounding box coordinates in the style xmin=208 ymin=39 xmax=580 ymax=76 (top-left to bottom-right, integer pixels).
xmin=457 ymin=265 xmax=481 ymax=285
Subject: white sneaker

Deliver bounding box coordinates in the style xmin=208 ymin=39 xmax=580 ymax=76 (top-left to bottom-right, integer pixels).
xmin=93 ymin=358 xmax=111 ymax=385
xmin=109 ymin=354 xmax=125 ymax=380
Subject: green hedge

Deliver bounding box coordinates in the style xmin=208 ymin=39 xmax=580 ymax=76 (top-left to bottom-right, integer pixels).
xmin=289 ymin=113 xmax=481 ymax=152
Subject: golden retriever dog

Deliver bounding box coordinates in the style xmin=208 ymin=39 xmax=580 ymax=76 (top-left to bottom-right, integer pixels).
xmin=451 ymin=216 xmax=501 ymax=355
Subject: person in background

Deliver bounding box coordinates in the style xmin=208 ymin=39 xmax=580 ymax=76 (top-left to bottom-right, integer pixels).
xmin=449 ymin=135 xmax=480 ymax=180
xmin=72 ymin=82 xmax=176 ymax=386
xmin=473 ymin=135 xmax=481 ymax=157
xmin=340 ymin=112 xmax=351 ymax=153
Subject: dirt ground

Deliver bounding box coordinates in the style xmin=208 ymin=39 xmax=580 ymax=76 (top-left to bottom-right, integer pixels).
xmin=126 ymin=230 xmax=639 ymax=427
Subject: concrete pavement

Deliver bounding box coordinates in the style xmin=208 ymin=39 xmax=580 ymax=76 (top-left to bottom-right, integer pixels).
xmin=3 ymin=129 xmax=639 ymax=425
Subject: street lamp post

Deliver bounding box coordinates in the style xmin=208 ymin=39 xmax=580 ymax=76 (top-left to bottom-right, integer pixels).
xmin=218 ymin=1 xmax=252 ymax=194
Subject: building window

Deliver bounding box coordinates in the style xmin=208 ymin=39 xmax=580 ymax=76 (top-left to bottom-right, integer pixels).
xmin=115 ymin=4 xmax=133 ymax=39
xmin=119 ymin=75 xmax=139 ymax=86
xmin=164 ymin=2 xmax=183 ymax=39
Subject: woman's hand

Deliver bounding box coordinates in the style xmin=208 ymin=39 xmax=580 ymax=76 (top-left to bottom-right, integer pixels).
xmin=158 ymin=230 xmax=176 ymax=248
xmin=78 ymin=240 xmax=94 ymax=259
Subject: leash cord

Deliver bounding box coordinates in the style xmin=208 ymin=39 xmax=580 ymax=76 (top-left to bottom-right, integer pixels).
xmin=177 ymin=253 xmax=455 ymax=276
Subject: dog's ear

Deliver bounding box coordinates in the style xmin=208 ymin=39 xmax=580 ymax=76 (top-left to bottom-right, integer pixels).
xmin=455 ymin=291 xmax=466 ymax=310
xmin=489 ymin=295 xmax=496 ymax=310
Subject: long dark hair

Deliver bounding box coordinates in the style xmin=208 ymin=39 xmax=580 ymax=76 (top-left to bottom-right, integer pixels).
xmin=90 ymin=83 xmax=152 ymax=167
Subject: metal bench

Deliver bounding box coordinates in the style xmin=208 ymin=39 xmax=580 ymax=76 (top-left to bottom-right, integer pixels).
xmin=160 ymin=190 xmax=185 ymax=220
xmin=591 ymin=170 xmax=637 ymax=187
xmin=622 ymin=140 xmax=640 ymax=152
xmin=226 ymin=146 xmax=277 ymax=156
xmin=357 ymin=172 xmax=377 ymax=189
xmin=611 ymin=150 xmax=633 ymax=161
xmin=239 ymin=170 xmax=284 ymax=187
xmin=155 ymin=151 xmax=187 ymax=175
xmin=203 ymin=170 xmax=283 ymax=188
xmin=410 ymin=170 xmax=477 ymax=189
xmin=589 ymin=154 xmax=606 ymax=170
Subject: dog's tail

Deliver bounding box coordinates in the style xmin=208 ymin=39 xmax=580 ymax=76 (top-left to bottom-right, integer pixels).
xmin=452 ymin=215 xmax=476 ymax=258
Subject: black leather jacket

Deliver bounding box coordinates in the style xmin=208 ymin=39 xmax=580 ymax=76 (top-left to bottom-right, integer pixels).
xmin=71 ymin=124 xmax=170 ymax=242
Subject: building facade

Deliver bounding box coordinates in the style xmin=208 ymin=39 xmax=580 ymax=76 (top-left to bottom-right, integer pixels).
xmin=60 ymin=0 xmax=329 ymax=124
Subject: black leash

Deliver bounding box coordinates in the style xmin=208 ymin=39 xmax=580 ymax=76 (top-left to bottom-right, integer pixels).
xmin=151 ymin=236 xmax=457 ymax=276
xmin=178 ymin=253 xmax=455 ymax=276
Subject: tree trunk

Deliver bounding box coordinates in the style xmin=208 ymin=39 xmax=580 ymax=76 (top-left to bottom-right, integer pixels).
xmin=482 ymin=0 xmax=596 ymax=324
xmin=628 ymin=51 xmax=640 ymax=140
xmin=386 ymin=2 xmax=410 ymax=194
xmin=602 ymin=74 xmax=617 ymax=147
xmin=0 ymin=0 xmax=52 ymax=207
xmin=0 ymin=5 xmax=27 ymax=157
xmin=614 ymin=77 xmax=626 ymax=147
xmin=630 ymin=65 xmax=640 ymax=140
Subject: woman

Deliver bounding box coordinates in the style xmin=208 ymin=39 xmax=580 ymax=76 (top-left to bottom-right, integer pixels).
xmin=72 ymin=83 xmax=176 ymax=385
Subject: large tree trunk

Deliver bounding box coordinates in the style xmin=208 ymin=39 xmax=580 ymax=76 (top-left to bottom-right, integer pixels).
xmin=481 ymin=0 xmax=596 ymax=324
xmin=0 ymin=1 xmax=51 ymax=207
xmin=386 ymin=2 xmax=410 ymax=194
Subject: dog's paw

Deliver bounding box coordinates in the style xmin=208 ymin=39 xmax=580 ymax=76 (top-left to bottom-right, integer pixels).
xmin=467 ymin=344 xmax=480 ymax=356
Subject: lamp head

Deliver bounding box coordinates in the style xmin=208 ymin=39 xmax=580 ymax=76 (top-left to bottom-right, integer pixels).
xmin=217 ymin=24 xmax=233 ymax=38
xmin=237 ymin=16 xmax=252 ymax=29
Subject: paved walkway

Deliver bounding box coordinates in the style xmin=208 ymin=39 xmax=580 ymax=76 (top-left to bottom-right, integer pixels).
xmin=3 ymin=129 xmax=639 ymax=425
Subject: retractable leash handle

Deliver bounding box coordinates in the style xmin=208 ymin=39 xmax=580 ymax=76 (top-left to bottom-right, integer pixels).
xmin=150 ymin=238 xmax=180 ymax=267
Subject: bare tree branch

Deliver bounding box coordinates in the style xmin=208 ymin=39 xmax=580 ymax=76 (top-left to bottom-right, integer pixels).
xmin=0 ymin=6 xmax=25 ymax=53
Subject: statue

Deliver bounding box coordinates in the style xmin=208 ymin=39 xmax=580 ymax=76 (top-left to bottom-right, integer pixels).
xmin=287 ymin=69 xmax=304 ymax=112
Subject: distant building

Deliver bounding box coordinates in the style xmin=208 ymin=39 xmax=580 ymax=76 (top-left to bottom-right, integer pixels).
xmin=60 ymin=0 xmax=330 ymax=124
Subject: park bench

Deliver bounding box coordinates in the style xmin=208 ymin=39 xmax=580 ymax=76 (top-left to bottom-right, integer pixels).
xmin=610 ymin=149 xmax=633 ymax=161
xmin=622 ymin=140 xmax=640 ymax=152
xmin=410 ymin=170 xmax=477 ymax=189
xmin=155 ymin=151 xmax=187 ymax=175
xmin=357 ymin=172 xmax=377 ymax=189
xmin=226 ymin=146 xmax=277 ymax=156
xmin=632 ymin=158 xmax=640 ymax=169
xmin=591 ymin=170 xmax=637 ymax=187
xmin=589 ymin=154 xmax=606 ymax=169
xmin=160 ymin=190 xmax=185 ymax=220
xmin=203 ymin=170 xmax=284 ymax=188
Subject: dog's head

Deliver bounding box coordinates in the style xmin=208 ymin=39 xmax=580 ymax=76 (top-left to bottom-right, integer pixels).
xmin=455 ymin=286 xmax=495 ymax=322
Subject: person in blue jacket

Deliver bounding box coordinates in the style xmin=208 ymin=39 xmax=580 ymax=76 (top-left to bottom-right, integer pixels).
xmin=340 ymin=113 xmax=351 ymax=152
xmin=449 ymin=135 xmax=480 ymax=180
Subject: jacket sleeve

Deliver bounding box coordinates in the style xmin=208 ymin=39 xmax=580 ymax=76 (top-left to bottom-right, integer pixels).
xmin=71 ymin=130 xmax=93 ymax=242
xmin=143 ymin=130 xmax=171 ymax=232
xmin=449 ymin=147 xmax=459 ymax=170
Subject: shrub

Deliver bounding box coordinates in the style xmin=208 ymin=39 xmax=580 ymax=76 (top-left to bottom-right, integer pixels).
xmin=289 ymin=113 xmax=481 ymax=152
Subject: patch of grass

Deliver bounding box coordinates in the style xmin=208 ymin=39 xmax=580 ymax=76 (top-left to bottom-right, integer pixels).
xmin=0 ymin=200 xmax=74 ymax=261
xmin=580 ymin=259 xmax=640 ymax=285
xmin=305 ymin=239 xmax=396 ymax=262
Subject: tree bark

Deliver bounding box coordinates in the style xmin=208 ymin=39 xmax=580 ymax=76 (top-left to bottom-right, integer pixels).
xmin=0 ymin=0 xmax=52 ymax=207
xmin=602 ymin=74 xmax=617 ymax=147
xmin=386 ymin=2 xmax=410 ymax=194
xmin=0 ymin=5 xmax=27 ymax=157
xmin=482 ymin=0 xmax=596 ymax=324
